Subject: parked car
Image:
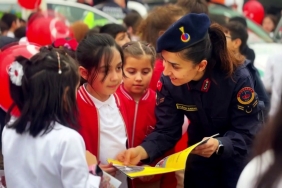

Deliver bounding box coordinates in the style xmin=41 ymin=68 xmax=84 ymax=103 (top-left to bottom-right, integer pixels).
xmin=208 ymin=4 xmax=282 ymax=77
xmin=129 ymin=1 xmax=282 ymax=77
xmin=0 ymin=0 xmax=120 ymax=28
xmin=127 ymin=0 xmax=149 ymax=17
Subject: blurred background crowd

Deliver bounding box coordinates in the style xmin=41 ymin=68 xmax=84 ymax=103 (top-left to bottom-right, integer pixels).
xmin=0 ymin=0 xmax=282 ymax=188
xmin=0 ymin=0 xmax=282 ymax=77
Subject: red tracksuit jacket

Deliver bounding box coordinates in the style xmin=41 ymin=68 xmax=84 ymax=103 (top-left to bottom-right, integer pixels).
xmin=116 ymin=84 xmax=178 ymax=188
xmin=149 ymin=58 xmax=164 ymax=91
xmin=76 ymin=85 xmax=130 ymax=158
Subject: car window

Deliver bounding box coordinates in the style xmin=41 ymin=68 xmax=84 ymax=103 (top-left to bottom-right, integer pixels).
xmin=0 ymin=1 xmax=119 ymax=28
xmin=248 ymin=30 xmax=266 ymax=43
xmin=47 ymin=3 xmax=119 ymax=28
xmin=209 ymin=4 xmax=273 ymax=43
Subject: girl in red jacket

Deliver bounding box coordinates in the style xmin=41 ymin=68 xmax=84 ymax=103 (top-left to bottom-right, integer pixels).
xmin=76 ymin=33 xmax=129 ymax=188
xmin=116 ymin=41 xmax=178 ymax=188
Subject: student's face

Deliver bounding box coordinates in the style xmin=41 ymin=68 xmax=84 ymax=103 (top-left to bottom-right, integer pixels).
xmin=225 ymin=32 xmax=234 ymax=50
xmin=12 ymin=19 xmax=20 ymax=30
xmin=225 ymin=31 xmax=240 ymax=53
xmin=262 ymin=17 xmax=275 ymax=33
xmin=123 ymin=56 xmax=153 ymax=97
xmin=161 ymin=50 xmax=207 ymax=86
xmin=79 ymin=48 xmax=123 ymax=101
xmin=115 ymin=32 xmax=131 ymax=47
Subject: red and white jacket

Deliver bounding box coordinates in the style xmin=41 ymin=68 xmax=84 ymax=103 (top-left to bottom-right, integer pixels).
xmin=116 ymin=84 xmax=156 ymax=148
xmin=150 ymin=58 xmax=164 ymax=91
xmin=116 ymin=84 xmax=179 ymax=188
xmin=116 ymin=83 xmax=188 ymax=154
xmin=76 ymin=85 xmax=130 ymax=158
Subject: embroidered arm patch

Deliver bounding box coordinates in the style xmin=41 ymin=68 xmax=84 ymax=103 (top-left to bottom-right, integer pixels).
xmin=237 ymin=87 xmax=258 ymax=113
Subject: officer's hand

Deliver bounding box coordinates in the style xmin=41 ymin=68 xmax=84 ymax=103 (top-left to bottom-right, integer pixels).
xmin=116 ymin=146 xmax=148 ymax=166
xmin=191 ymin=138 xmax=219 ymax=158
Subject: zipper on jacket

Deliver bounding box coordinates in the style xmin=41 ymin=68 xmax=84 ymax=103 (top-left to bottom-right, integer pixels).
xmin=118 ymin=111 xmax=130 ymax=148
xmin=131 ymin=101 xmax=139 ymax=147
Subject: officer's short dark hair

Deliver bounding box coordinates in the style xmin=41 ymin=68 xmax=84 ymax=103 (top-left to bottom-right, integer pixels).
xmin=1 ymin=13 xmax=18 ymax=29
xmin=99 ymin=23 xmax=127 ymax=39
xmin=225 ymin=21 xmax=248 ymax=54
xmin=176 ymin=0 xmax=208 ymax=14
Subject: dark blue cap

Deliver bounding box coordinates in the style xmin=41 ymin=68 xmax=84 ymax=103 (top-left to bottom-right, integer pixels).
xmin=156 ymin=13 xmax=211 ymax=53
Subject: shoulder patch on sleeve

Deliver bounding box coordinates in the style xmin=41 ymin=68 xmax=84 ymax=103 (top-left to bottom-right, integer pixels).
xmin=156 ymin=93 xmax=165 ymax=106
xmin=157 ymin=80 xmax=163 ymax=92
xmin=237 ymin=87 xmax=255 ymax=105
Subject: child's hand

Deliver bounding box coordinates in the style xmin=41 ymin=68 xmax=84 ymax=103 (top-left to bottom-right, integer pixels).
xmin=139 ymin=175 xmax=154 ymax=182
xmin=99 ymin=163 xmax=116 ymax=176
xmin=116 ymin=146 xmax=148 ymax=166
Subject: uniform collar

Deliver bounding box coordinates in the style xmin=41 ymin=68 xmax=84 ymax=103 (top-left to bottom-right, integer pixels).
xmin=188 ymin=74 xmax=211 ymax=92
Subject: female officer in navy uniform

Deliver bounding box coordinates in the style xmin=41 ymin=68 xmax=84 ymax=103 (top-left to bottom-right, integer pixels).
xmin=117 ymin=13 xmax=262 ymax=188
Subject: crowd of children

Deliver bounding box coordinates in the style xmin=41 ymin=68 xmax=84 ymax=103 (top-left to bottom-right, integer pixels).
xmin=0 ymin=32 xmax=189 ymax=188
xmin=0 ymin=0 xmax=282 ymax=188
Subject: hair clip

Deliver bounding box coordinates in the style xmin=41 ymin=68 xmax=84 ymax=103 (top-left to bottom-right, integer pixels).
xmin=8 ymin=61 xmax=24 ymax=86
xmin=56 ymin=52 xmax=62 ymax=74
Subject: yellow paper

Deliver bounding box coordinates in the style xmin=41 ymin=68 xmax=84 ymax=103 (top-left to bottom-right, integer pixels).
xmin=108 ymin=133 xmax=219 ymax=178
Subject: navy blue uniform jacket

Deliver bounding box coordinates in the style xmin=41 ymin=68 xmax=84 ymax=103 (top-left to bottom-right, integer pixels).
xmin=246 ymin=60 xmax=270 ymax=118
xmin=141 ymin=62 xmax=262 ymax=188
